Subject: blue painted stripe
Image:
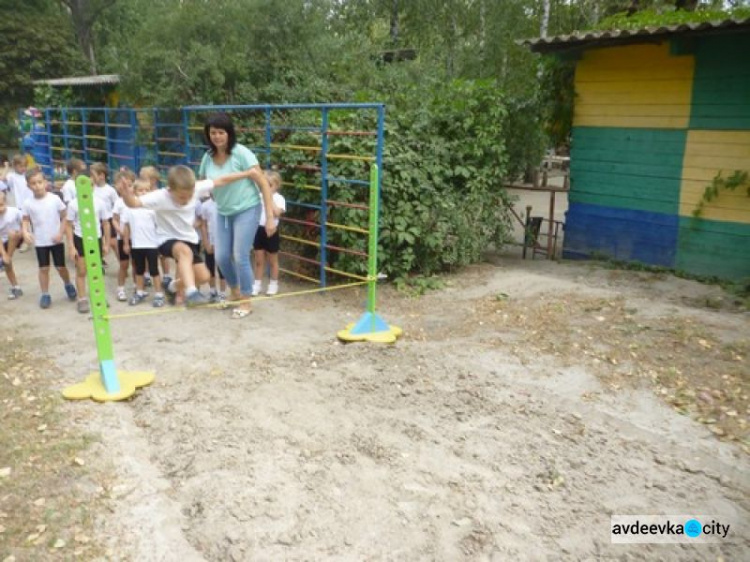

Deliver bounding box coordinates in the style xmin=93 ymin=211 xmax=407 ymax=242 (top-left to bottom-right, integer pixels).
xmin=563 ymin=202 xmax=678 ymax=267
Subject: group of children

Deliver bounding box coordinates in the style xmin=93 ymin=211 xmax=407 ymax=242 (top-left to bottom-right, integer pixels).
xmin=0 ymin=155 xmax=285 ymax=313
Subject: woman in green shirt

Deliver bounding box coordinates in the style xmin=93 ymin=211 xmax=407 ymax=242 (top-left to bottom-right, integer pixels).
xmin=199 ymin=113 xmax=275 ymax=319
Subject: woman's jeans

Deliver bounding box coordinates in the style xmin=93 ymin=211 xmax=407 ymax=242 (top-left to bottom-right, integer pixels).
xmin=216 ymin=204 xmax=261 ymax=297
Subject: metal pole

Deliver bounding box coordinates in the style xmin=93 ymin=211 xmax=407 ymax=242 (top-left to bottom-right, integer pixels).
xmin=319 ymin=108 xmax=329 ymax=288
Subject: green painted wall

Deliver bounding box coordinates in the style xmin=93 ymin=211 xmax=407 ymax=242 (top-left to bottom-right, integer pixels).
xmin=570 ymin=127 xmax=687 ymax=215
xmin=690 ymin=34 xmax=750 ymax=130
xmin=677 ymin=217 xmax=750 ymax=279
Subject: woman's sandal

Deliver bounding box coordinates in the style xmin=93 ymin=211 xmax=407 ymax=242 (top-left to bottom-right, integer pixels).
xmin=231 ymin=308 xmax=252 ymax=319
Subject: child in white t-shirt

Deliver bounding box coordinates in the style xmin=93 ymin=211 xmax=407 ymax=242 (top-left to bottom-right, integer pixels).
xmin=199 ymin=194 xmax=226 ymax=302
xmin=66 ymin=182 xmax=111 ymax=314
xmin=7 ymin=154 xmax=33 ymax=211
xmin=0 ymin=191 xmax=24 ymax=299
xmin=90 ymin=162 xmax=119 ymax=259
xmin=61 ymin=157 xmax=87 ymax=204
xmin=111 ymin=168 xmax=136 ymax=301
xmin=122 ymin=165 xmax=239 ymax=307
xmin=252 ymin=170 xmax=286 ymax=296
xmin=21 ymin=169 xmax=77 ymax=309
xmin=122 ymin=179 xmax=164 ymax=307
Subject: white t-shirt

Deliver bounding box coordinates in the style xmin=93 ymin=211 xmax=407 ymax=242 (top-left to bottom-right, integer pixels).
xmin=0 ymin=206 xmax=23 ymax=242
xmin=259 ymin=192 xmax=286 ymax=227
xmin=94 ymin=183 xmax=118 ymax=217
xmin=22 ymin=194 xmax=66 ymax=247
xmin=0 ymin=179 xmax=8 ymax=193
xmin=67 ymin=197 xmax=108 ymax=238
xmin=200 ymin=198 xmax=219 ymax=247
xmin=61 ymin=178 xmax=77 ymax=204
xmin=112 ymin=197 xmax=127 ymax=240
xmin=121 ymin=207 xmax=159 ymax=249
xmin=7 ymin=171 xmax=33 ymax=210
xmin=137 ymin=180 xmax=214 ymax=245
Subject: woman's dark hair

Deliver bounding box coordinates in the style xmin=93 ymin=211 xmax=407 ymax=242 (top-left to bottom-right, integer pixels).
xmin=204 ymin=112 xmax=237 ymax=155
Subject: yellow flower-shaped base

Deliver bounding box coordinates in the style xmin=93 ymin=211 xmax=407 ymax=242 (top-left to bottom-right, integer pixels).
xmin=337 ymin=321 xmax=403 ymax=344
xmin=62 ymin=371 xmax=155 ymax=402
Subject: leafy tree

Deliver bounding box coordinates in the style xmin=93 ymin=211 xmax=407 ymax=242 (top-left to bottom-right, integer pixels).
xmin=0 ymin=0 xmax=86 ymax=144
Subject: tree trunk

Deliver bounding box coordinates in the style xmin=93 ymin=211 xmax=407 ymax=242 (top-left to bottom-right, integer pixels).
xmin=540 ymin=0 xmax=551 ymax=39
xmin=59 ymin=0 xmax=114 ymax=74
xmin=479 ymin=0 xmax=486 ymax=77
xmin=390 ymin=0 xmax=399 ymax=46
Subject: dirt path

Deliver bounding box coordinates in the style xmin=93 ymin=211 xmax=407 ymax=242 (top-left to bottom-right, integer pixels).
xmin=1 ymin=250 xmax=748 ymax=560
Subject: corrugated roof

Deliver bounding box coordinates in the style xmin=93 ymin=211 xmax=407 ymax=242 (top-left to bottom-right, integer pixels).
xmin=521 ymin=17 xmax=750 ymax=53
xmin=32 ymin=74 xmax=120 ymax=87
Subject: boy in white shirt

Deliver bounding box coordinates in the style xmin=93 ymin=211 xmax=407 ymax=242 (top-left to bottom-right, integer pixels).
xmin=122 ymin=165 xmax=238 ymax=307
xmin=6 ymin=154 xmax=33 ymax=210
xmin=66 ymin=181 xmax=111 ymax=314
xmin=90 ymin=162 xmax=119 ymax=259
xmin=121 ymin=179 xmax=165 ymax=307
xmin=61 ymin=157 xmax=87 ymax=204
xmin=0 ymin=192 xmax=24 ymax=299
xmin=21 ymin=168 xmax=77 ymax=309
xmin=252 ymin=171 xmax=286 ymax=296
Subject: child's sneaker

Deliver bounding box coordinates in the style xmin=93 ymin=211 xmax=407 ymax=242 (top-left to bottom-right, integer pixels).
xmin=164 ymin=284 xmax=177 ymax=305
xmin=77 ymin=299 xmax=90 ymax=314
xmin=185 ymin=290 xmax=209 ymax=308
xmin=7 ymin=287 xmax=21 ymax=300
xmin=117 ymin=288 xmax=127 ymax=301
xmin=39 ymin=294 xmax=52 ymax=309
xmin=64 ymin=283 xmax=77 ymax=301
xmin=266 ymin=280 xmax=279 ymax=296
xmin=0 ymin=257 xmax=4 ymax=272
xmin=152 ymin=294 xmax=165 ymax=308
xmin=252 ymin=280 xmax=262 ymax=296
xmin=209 ymin=289 xmax=219 ymax=303
xmin=162 ymin=275 xmax=172 ymax=291
xmin=129 ymin=292 xmax=147 ymax=306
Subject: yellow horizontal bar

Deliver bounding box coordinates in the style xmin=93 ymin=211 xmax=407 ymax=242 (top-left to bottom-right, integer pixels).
xmin=279 ymin=267 xmax=320 ymax=284
xmin=270 ymin=143 xmax=321 ymax=152
xmin=107 ymin=122 xmax=131 ymax=129
xmin=86 ymin=134 xmax=107 ymax=140
xmin=66 ymin=121 xmax=83 ymax=125
xmin=50 ymin=146 xmax=66 ymax=152
xmin=324 ymin=266 xmax=369 ymax=282
xmin=325 ymin=221 xmax=368 ymax=234
xmin=327 ymin=153 xmax=375 ymax=162
xmin=281 ymin=181 xmax=321 ymax=192
xmin=188 ymin=126 xmax=203 ymax=131
xmin=158 ymin=151 xmax=186 ymax=157
xmin=281 ymin=234 xmax=320 ymax=248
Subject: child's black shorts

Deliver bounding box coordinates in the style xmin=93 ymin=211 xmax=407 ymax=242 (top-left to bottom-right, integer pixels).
xmin=73 ymin=234 xmax=103 ymax=259
xmin=117 ymin=238 xmax=130 ymax=261
xmin=204 ymin=251 xmax=225 ymax=279
xmin=253 ymin=226 xmax=280 ymax=253
xmin=131 ymin=248 xmax=160 ymax=277
xmin=158 ymin=239 xmax=203 ymax=264
xmin=35 ymin=243 xmax=65 ymax=268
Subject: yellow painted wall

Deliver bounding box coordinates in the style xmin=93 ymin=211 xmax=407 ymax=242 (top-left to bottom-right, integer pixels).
xmin=574 ymin=43 xmax=695 ymax=129
xmin=679 ymin=130 xmax=750 ymax=224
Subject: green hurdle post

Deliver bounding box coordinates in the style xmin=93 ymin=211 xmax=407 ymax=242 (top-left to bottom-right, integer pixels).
xmin=62 ymin=174 xmax=154 ymax=402
xmin=337 ymin=165 xmax=401 ymax=343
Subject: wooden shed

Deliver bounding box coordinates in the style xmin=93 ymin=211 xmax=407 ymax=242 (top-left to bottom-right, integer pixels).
xmin=525 ymin=18 xmax=750 ymax=280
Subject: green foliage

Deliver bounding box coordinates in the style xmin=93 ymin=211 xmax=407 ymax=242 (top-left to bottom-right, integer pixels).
xmin=0 ymin=1 xmax=86 ymax=145
xmin=692 ymin=170 xmax=750 ymax=218
xmin=596 ymin=6 xmax=750 ymax=31
xmin=375 ymin=78 xmax=514 ymax=282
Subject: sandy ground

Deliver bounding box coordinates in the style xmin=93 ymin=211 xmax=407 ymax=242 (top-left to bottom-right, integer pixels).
xmin=1 ymin=244 xmax=749 ymax=561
